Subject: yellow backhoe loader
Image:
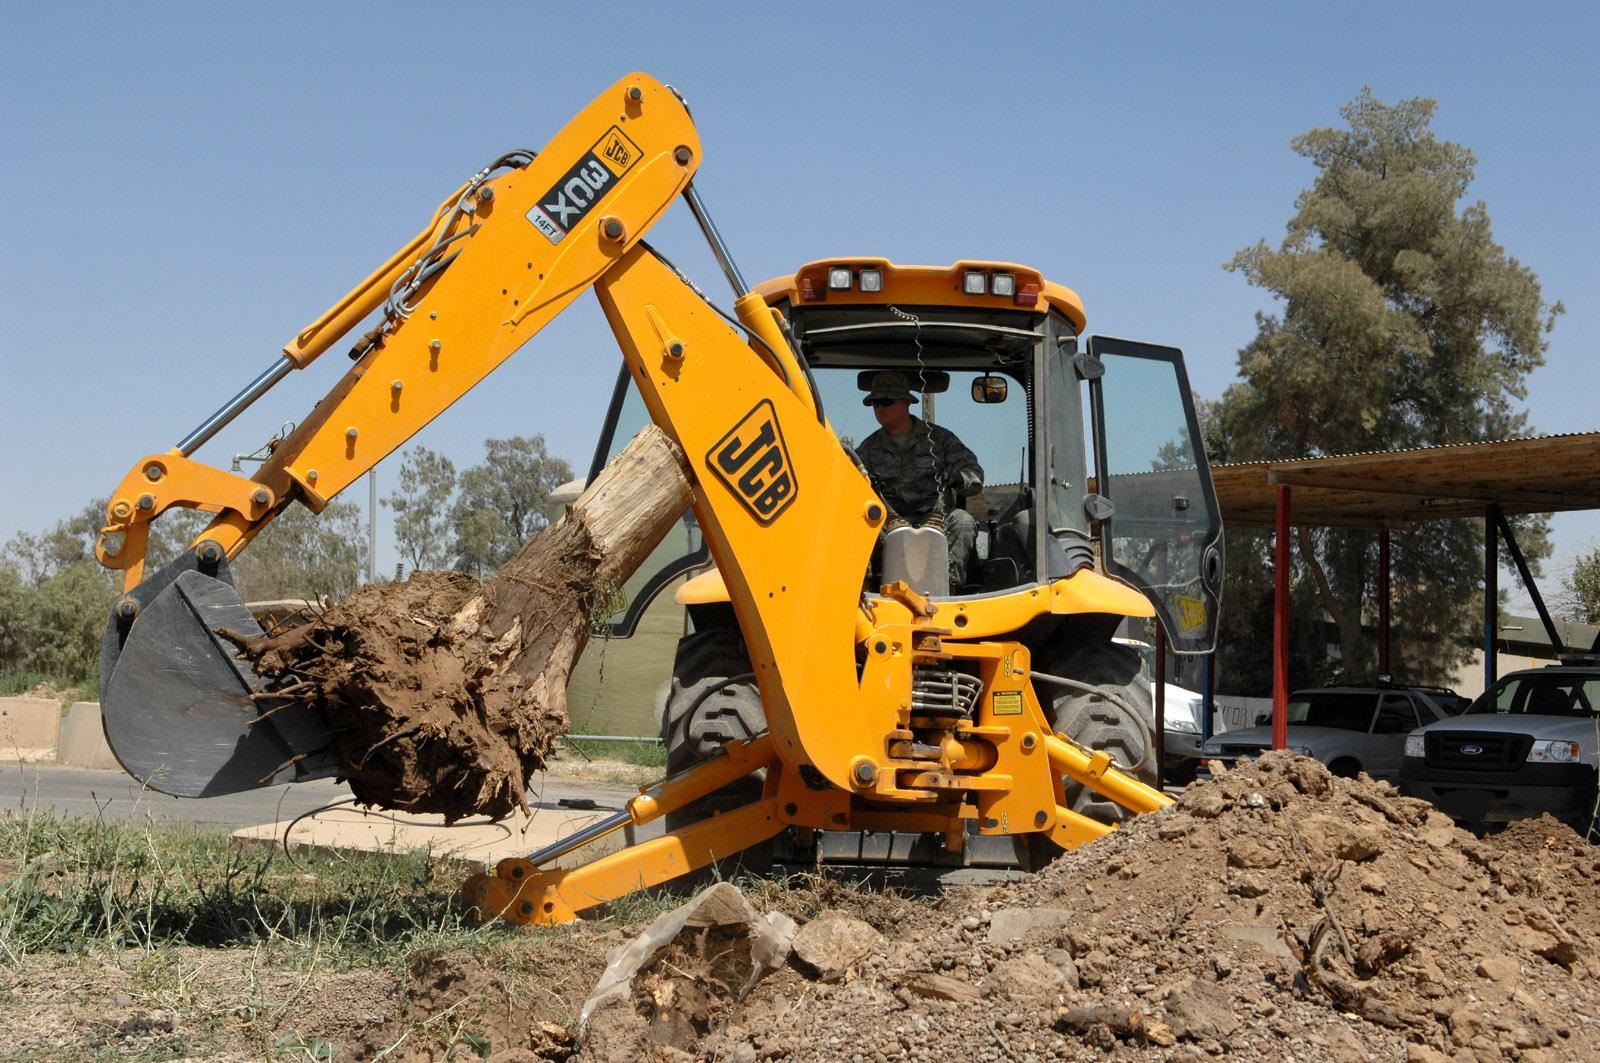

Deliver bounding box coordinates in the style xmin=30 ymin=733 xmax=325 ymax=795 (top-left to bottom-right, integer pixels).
xmin=94 ymin=73 xmax=1223 ymax=925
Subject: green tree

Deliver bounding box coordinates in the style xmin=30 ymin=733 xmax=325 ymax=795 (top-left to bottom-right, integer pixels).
xmin=450 ymin=435 xmax=573 ymax=577
xmin=384 ymin=445 xmax=457 ymax=574
xmin=230 ymin=501 xmax=367 ymax=602
xmin=0 ymin=505 xmax=119 ymax=685
xmin=0 ymin=493 xmax=367 ymax=685
xmin=1562 ymin=546 xmax=1600 ymax=625
xmin=114 ymin=496 xmax=362 ymax=603
xmin=1213 ymin=89 xmax=1562 ymax=689
xmin=1 ymin=500 xmax=106 ymax=582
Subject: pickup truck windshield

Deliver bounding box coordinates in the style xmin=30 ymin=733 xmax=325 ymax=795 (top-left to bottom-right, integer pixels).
xmin=1468 ymin=674 xmax=1600 ymax=717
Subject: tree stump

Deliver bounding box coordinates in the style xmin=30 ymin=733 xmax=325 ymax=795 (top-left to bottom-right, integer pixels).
xmin=227 ymin=425 xmax=692 ymax=820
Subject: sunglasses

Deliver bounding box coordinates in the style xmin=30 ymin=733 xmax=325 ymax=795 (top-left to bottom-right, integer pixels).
xmin=867 ymin=397 xmax=900 ymax=408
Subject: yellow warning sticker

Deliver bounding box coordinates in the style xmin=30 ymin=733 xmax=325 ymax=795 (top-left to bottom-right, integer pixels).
xmin=1176 ymin=594 xmax=1208 ymax=633
xmin=992 ymin=691 xmax=1023 ymax=716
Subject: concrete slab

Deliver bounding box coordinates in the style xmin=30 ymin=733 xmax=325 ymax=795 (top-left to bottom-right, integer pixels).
xmin=56 ymin=702 xmax=121 ymax=770
xmin=232 ymin=799 xmax=636 ymax=871
xmin=0 ymin=697 xmax=60 ymax=762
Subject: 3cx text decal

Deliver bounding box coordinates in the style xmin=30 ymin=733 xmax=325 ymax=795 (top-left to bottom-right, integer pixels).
xmin=525 ymin=125 xmax=641 ymax=245
xmin=707 ymin=400 xmax=798 ymax=525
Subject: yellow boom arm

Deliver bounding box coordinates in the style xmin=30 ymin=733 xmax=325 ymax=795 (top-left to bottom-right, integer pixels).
xmin=97 ymin=73 xmax=705 ymax=588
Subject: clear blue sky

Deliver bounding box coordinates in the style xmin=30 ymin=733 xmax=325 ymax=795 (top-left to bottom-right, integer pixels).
xmin=3 ymin=2 xmax=1595 ymax=597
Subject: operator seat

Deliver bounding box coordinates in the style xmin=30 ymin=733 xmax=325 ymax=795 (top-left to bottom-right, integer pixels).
xmin=982 ymin=502 xmax=1034 ymax=592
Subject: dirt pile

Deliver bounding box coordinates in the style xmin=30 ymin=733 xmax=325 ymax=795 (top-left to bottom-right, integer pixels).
xmin=579 ymin=752 xmax=1600 ymax=1062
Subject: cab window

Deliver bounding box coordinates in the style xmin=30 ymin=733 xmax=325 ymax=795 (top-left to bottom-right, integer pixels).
xmin=1287 ymin=692 xmax=1377 ymax=731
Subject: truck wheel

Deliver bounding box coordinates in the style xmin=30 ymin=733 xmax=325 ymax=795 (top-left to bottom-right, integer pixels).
xmin=1040 ymin=639 xmax=1158 ymax=827
xmin=1328 ymin=757 xmax=1360 ymax=779
xmin=661 ymin=627 xmax=771 ymax=866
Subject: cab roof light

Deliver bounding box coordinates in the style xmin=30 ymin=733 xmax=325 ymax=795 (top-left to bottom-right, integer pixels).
xmin=800 ymin=274 xmax=826 ymax=301
xmin=990 ymin=273 xmax=1016 ymax=297
xmin=1014 ymin=281 xmax=1040 ymax=307
xmin=858 ymin=268 xmax=883 ymax=293
xmin=962 ymin=270 xmax=987 ymax=295
xmin=828 ymin=267 xmax=853 ymax=291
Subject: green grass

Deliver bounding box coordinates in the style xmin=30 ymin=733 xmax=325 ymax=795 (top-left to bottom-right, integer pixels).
xmin=0 ymin=811 xmax=494 ymax=967
xmin=0 ymin=669 xmax=88 ymax=702
xmin=557 ymin=737 xmax=667 ymax=769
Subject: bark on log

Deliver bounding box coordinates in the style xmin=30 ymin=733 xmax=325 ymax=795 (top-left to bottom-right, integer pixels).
xmin=227 ymin=425 xmax=692 ymax=821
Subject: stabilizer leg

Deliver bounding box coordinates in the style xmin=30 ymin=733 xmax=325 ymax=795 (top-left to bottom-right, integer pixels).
xmin=463 ymin=733 xmax=782 ymax=925
xmin=465 ymin=793 xmax=787 ymax=925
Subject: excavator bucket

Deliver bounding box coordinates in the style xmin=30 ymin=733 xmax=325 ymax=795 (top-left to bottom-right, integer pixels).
xmin=99 ymin=550 xmax=339 ymax=797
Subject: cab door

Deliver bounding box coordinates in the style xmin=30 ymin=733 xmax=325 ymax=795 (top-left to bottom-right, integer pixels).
xmin=1086 ymin=337 xmax=1224 ymax=653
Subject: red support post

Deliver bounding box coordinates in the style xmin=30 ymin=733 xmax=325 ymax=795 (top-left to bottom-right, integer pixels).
xmin=1378 ymin=528 xmax=1391 ymax=677
xmin=1273 ymin=484 xmax=1290 ymax=751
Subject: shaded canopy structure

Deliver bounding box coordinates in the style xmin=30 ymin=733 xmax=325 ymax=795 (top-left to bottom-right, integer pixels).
xmin=1212 ymin=432 xmax=1600 ymax=530
xmin=1202 ymin=431 xmax=1600 ymax=751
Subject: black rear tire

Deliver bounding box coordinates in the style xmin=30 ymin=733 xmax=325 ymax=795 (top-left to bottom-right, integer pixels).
xmin=660 ymin=627 xmax=771 ymax=868
xmin=1038 ymin=638 xmax=1158 ymax=827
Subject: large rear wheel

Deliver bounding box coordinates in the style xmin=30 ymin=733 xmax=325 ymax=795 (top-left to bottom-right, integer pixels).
xmin=1038 ymin=638 xmax=1158 ymax=827
xmin=660 ymin=627 xmax=771 ymax=867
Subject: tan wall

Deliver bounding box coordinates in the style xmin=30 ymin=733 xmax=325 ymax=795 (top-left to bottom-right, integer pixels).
xmin=57 ymin=702 xmax=121 ymax=770
xmin=565 ymin=587 xmax=684 ymax=737
xmin=0 ymin=697 xmax=61 ymax=761
xmin=1450 ymin=649 xmax=1556 ymax=701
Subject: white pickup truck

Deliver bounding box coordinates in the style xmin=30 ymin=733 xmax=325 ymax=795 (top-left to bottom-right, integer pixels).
xmin=1114 ymin=638 xmax=1213 ymax=764
xmin=1400 ymin=664 xmax=1600 ymax=839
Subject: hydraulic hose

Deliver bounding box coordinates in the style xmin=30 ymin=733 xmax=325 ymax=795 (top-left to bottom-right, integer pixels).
xmin=1026 ymin=668 xmax=1156 ymax=774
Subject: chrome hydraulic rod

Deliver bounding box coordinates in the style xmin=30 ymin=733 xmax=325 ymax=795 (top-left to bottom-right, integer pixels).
xmin=176 ymin=356 xmax=295 ymax=456
xmin=682 ymin=184 xmax=748 ymax=297
xmin=521 ymin=809 xmax=633 ymax=868
xmin=524 ymin=734 xmax=777 ymax=866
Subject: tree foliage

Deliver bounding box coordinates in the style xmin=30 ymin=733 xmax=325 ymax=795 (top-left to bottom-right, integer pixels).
xmin=1562 ymin=546 xmax=1600 ymax=625
xmin=137 ymin=498 xmax=367 ymax=602
xmin=384 ymin=445 xmax=457 ymax=575
xmin=1210 ymin=89 xmax=1562 ymax=690
xmin=0 ymin=491 xmax=369 ymax=687
xmin=230 ymin=501 xmax=368 ymax=603
xmin=0 ymin=504 xmax=119 ymax=685
xmin=450 ymin=435 xmax=573 ymax=577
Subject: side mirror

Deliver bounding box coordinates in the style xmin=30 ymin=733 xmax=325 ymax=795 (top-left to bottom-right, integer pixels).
xmin=971 ymin=374 xmax=1008 ymax=403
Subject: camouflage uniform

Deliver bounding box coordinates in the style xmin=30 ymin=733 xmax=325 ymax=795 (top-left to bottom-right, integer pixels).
xmin=856 ymin=417 xmax=983 ymax=585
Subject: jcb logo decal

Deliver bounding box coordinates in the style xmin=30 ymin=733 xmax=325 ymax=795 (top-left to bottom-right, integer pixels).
xmin=525 ymin=125 xmax=640 ymax=245
xmin=708 ymin=401 xmax=798 ymax=525
xmin=600 ymin=130 xmax=635 ymax=170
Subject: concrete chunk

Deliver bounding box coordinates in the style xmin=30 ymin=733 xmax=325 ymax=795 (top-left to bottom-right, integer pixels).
xmin=57 ymin=702 xmax=120 ymax=770
xmin=987 ymin=906 xmax=1074 ymax=947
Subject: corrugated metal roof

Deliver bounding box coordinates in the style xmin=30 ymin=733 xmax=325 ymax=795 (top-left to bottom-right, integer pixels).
xmin=1209 ymin=431 xmax=1600 ymax=528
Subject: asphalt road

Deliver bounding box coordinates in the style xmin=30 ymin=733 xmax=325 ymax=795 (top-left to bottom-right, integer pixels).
xmin=0 ymin=763 xmax=641 ymax=832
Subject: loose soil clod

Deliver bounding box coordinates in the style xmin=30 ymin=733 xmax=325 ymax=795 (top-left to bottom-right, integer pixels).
xmin=6 ymin=753 xmax=1598 ymax=1060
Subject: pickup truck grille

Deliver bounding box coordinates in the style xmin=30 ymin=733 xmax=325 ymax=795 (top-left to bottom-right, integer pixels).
xmin=1425 ymin=731 xmax=1531 ymax=770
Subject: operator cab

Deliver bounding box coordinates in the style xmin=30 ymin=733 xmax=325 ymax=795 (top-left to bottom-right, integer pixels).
xmin=588 ymin=259 xmax=1223 ymax=655
xmin=792 ymin=307 xmax=1051 ymax=595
